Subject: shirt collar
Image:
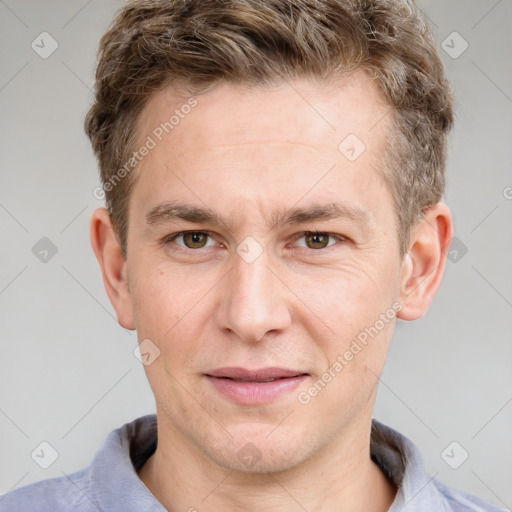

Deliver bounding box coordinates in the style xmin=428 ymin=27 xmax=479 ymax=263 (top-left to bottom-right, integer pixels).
xmin=371 ymin=418 xmax=452 ymax=512
xmin=89 ymin=414 xmax=452 ymax=511
xmin=90 ymin=414 xmax=163 ymax=511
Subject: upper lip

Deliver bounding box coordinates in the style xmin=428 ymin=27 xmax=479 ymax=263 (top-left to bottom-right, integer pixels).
xmin=206 ymin=367 xmax=308 ymax=381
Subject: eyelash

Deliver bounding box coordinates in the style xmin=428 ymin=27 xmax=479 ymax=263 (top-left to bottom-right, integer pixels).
xmin=163 ymin=231 xmax=349 ymax=253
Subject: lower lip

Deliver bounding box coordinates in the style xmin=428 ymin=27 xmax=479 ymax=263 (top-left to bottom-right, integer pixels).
xmin=206 ymin=375 xmax=309 ymax=405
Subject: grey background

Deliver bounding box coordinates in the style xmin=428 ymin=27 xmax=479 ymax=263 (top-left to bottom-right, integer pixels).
xmin=0 ymin=0 xmax=511 ymax=508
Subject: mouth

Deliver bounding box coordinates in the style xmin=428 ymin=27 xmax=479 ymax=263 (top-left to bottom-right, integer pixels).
xmin=204 ymin=367 xmax=309 ymax=404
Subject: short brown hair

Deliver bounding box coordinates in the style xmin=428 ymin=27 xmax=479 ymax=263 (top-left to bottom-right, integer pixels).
xmin=85 ymin=0 xmax=454 ymax=256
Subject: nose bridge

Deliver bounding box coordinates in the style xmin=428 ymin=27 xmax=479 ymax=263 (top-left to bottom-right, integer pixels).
xmin=219 ymin=246 xmax=291 ymax=342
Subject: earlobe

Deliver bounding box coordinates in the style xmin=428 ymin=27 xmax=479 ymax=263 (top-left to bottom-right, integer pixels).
xmin=90 ymin=208 xmax=135 ymax=330
xmin=397 ymin=202 xmax=453 ymax=321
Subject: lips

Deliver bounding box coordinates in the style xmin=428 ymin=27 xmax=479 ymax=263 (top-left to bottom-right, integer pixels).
xmin=205 ymin=367 xmax=307 ymax=381
xmin=205 ymin=367 xmax=309 ymax=405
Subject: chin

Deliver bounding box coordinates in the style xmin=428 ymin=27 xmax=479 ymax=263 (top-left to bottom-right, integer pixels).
xmin=201 ymin=428 xmax=316 ymax=475
xmin=211 ymin=447 xmax=308 ymax=475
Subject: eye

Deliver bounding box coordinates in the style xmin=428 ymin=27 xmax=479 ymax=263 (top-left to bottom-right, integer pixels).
xmin=167 ymin=231 xmax=216 ymax=249
xmin=294 ymin=231 xmax=346 ymax=250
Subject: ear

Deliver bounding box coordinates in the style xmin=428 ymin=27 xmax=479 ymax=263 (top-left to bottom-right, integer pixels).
xmin=397 ymin=202 xmax=453 ymax=321
xmin=90 ymin=208 xmax=135 ymax=330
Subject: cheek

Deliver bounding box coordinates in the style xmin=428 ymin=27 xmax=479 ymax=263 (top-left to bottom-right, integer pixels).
xmin=130 ymin=274 xmax=174 ymax=337
xmin=291 ymin=257 xmax=400 ymax=390
xmin=302 ymin=276 xmax=397 ymax=421
xmin=128 ymin=258 xmax=218 ymax=374
xmin=292 ymin=256 xmax=399 ymax=330
xmin=129 ymin=255 xmax=208 ymax=333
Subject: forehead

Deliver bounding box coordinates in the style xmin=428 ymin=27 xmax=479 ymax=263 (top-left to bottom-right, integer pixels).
xmin=137 ymin=69 xmax=389 ymax=155
xmin=131 ymin=70 xmax=393 ymax=228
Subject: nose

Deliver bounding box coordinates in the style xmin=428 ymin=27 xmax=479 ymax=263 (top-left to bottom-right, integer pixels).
xmin=216 ymin=246 xmax=292 ymax=343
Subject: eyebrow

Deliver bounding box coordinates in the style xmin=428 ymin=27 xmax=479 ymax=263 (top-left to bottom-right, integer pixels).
xmin=145 ymin=201 xmax=370 ymax=230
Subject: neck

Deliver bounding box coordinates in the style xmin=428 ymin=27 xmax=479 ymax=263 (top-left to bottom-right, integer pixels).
xmin=138 ymin=413 xmax=397 ymax=512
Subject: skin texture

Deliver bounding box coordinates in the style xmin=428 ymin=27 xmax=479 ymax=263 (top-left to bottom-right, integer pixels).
xmin=90 ymin=69 xmax=453 ymax=511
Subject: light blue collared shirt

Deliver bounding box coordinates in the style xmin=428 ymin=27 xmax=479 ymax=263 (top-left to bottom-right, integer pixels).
xmin=0 ymin=414 xmax=506 ymax=511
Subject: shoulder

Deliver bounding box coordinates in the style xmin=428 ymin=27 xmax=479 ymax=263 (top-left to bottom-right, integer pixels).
xmin=370 ymin=419 xmax=506 ymax=512
xmin=433 ymin=477 xmax=508 ymax=512
xmin=0 ymin=415 xmax=158 ymax=512
xmin=0 ymin=468 xmax=98 ymax=512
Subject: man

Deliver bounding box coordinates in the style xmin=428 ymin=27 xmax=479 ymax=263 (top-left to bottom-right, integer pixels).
xmin=0 ymin=0 xmax=505 ymax=511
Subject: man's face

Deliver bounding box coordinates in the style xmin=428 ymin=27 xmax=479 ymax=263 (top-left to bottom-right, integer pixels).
xmin=124 ymin=70 xmax=407 ymax=472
